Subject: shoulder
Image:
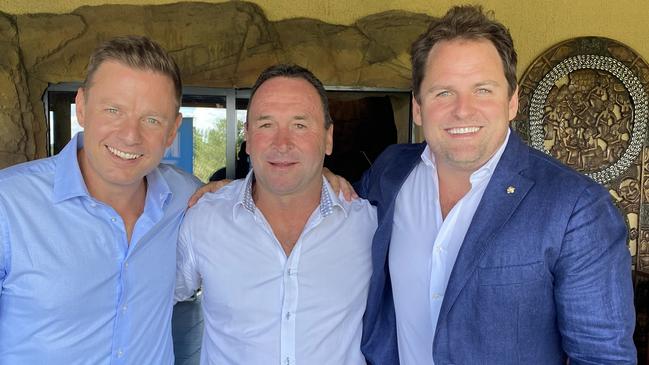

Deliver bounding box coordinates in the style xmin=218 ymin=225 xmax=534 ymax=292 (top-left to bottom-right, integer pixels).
xmin=185 ymin=179 xmax=245 ymax=218
xmin=374 ymin=143 xmax=424 ymax=166
xmin=362 ymin=143 xmax=424 ymax=185
xmin=158 ymin=164 xmax=202 ymax=189
xmin=524 ymin=147 xmax=606 ymax=196
xmin=156 ymin=164 xmax=202 ymax=201
xmin=342 ymin=195 xmax=377 ymax=220
xmin=0 ymin=157 xmax=55 ymax=182
xmin=0 ymin=157 xmax=56 ymax=194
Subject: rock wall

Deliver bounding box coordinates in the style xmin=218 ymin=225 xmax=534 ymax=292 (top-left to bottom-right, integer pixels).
xmin=0 ymin=2 xmax=432 ymax=167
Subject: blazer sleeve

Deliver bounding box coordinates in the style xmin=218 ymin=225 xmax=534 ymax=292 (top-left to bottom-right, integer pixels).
xmin=554 ymin=183 xmax=636 ymax=363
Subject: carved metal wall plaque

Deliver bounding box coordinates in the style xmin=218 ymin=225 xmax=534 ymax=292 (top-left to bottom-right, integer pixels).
xmin=515 ymin=37 xmax=649 ymax=272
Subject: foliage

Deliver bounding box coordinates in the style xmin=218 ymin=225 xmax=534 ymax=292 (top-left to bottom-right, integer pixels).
xmin=193 ymin=120 xmax=226 ymax=183
xmin=192 ymin=119 xmax=246 ymax=183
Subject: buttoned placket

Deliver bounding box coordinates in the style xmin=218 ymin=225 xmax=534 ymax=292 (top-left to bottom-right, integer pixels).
xmin=243 ymin=176 xmax=335 ymax=364
xmin=252 ymin=203 xmax=326 ymax=365
xmin=91 ymin=200 xmax=132 ymax=365
xmin=428 ymin=166 xmax=491 ymax=328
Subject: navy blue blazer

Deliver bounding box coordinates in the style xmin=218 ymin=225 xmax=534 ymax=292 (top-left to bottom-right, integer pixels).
xmin=358 ymin=131 xmax=636 ymax=364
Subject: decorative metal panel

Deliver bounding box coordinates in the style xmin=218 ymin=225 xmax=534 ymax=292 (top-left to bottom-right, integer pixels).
xmin=514 ymin=37 xmax=649 ymax=272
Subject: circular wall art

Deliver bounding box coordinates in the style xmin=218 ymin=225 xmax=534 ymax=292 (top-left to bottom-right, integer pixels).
xmin=516 ymin=37 xmax=649 ymax=185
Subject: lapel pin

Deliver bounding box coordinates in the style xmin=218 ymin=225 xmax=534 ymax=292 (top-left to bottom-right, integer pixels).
xmin=506 ymin=186 xmax=515 ymax=194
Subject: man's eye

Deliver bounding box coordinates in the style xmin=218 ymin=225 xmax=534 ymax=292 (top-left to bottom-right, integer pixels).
xmin=476 ymin=88 xmax=492 ymax=94
xmin=106 ymin=107 xmax=119 ymax=114
xmin=146 ymin=117 xmax=160 ymax=125
xmin=295 ymin=123 xmax=306 ymax=129
xmin=436 ymin=91 xmax=451 ymax=97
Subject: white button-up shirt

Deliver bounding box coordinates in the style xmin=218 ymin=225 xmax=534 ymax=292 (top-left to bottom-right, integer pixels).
xmin=389 ymin=131 xmax=510 ymax=365
xmin=175 ymin=173 xmax=377 ymax=365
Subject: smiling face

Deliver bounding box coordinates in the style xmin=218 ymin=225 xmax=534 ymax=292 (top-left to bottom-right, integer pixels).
xmin=413 ymin=38 xmax=518 ymax=175
xmin=245 ymin=76 xmax=333 ymax=199
xmin=75 ymin=60 xmax=181 ymax=197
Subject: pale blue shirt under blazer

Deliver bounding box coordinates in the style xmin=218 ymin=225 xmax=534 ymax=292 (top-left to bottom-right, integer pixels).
xmin=175 ymin=172 xmax=377 ymax=365
xmin=0 ymin=132 xmax=200 ymax=364
xmin=390 ymin=130 xmax=510 ymax=365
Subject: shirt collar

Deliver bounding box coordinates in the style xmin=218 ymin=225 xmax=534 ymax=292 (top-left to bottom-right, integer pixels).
xmin=142 ymin=164 xmax=173 ymax=220
xmin=420 ymin=128 xmax=511 ymax=184
xmin=53 ymin=132 xmax=91 ymax=203
xmin=52 ymin=132 xmax=172 ymax=210
xmin=236 ymin=170 xmax=344 ymax=218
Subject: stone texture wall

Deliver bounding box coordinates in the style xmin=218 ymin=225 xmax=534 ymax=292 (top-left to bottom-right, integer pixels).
xmin=0 ymin=13 xmax=35 ymax=166
xmin=0 ymin=2 xmax=432 ymax=168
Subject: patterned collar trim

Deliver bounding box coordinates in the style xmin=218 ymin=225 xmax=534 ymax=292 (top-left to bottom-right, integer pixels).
xmin=241 ymin=172 xmax=335 ymax=217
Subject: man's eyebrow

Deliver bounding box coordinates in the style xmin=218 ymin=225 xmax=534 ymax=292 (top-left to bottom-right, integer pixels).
xmin=475 ymin=80 xmax=500 ymax=87
xmin=425 ymin=85 xmax=452 ymax=93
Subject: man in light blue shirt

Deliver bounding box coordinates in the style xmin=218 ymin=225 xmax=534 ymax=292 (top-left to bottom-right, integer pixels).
xmin=175 ymin=64 xmax=377 ymax=365
xmin=0 ymin=35 xmax=200 ymax=364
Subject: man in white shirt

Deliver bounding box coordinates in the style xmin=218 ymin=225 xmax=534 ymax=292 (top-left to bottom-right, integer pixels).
xmin=175 ymin=64 xmax=377 ymax=365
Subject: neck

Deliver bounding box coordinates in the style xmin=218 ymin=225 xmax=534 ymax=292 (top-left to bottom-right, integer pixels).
xmin=78 ymin=149 xmax=147 ymax=243
xmin=436 ymin=164 xmax=473 ymax=219
xmin=253 ymin=181 xmax=322 ymax=256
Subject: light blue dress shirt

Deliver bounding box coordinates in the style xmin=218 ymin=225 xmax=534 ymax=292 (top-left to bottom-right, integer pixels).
xmin=0 ymin=132 xmax=200 ymax=364
xmin=175 ymin=173 xmax=377 ymax=365
xmin=389 ymin=131 xmax=510 ymax=365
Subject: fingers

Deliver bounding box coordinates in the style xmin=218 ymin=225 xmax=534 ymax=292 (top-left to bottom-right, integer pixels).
xmin=323 ymin=167 xmax=358 ymax=202
xmin=339 ymin=178 xmax=358 ymax=202
xmin=187 ymin=180 xmax=232 ymax=208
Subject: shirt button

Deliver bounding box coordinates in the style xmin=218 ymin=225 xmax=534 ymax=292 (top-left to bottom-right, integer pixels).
xmin=111 ymin=217 xmax=117 ymax=222
xmin=431 ymin=293 xmax=443 ymax=300
xmin=285 ymin=312 xmax=292 ymax=320
xmin=116 ymin=349 xmax=124 ymax=358
xmin=122 ymin=304 xmax=128 ymax=312
xmin=124 ymin=262 xmax=129 ymax=269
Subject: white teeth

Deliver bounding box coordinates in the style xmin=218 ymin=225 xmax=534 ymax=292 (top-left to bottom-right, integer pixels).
xmin=107 ymin=146 xmax=142 ymax=160
xmin=448 ymin=127 xmax=480 ymax=135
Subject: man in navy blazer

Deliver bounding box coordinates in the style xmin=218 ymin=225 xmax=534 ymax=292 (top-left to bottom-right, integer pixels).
xmin=357 ymin=5 xmax=636 ymax=365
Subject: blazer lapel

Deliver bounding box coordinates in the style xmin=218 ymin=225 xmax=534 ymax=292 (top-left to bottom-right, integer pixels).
xmin=373 ymin=143 xmax=426 ymax=264
xmin=435 ymin=132 xmax=535 ymax=333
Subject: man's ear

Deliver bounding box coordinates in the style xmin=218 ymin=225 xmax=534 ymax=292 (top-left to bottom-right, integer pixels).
xmin=325 ymin=124 xmax=334 ymax=156
xmin=508 ymin=85 xmax=520 ymax=122
xmin=75 ymin=88 xmax=87 ymax=128
xmin=412 ymin=93 xmax=423 ymax=127
xmin=165 ymin=113 xmax=183 ymax=147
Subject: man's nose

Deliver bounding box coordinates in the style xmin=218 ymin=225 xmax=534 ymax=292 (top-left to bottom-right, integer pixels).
xmin=453 ymin=93 xmax=476 ymax=119
xmin=272 ymin=126 xmax=293 ymax=151
xmin=117 ymin=117 xmax=143 ymax=144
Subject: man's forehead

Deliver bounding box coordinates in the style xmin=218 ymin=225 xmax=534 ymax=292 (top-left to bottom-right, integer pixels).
xmin=251 ymin=79 xmax=321 ymax=107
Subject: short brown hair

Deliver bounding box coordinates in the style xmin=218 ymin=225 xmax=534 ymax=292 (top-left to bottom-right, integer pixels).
xmin=247 ymin=64 xmax=333 ymax=128
xmin=411 ymin=5 xmax=517 ymax=101
xmin=83 ymin=35 xmax=182 ymax=109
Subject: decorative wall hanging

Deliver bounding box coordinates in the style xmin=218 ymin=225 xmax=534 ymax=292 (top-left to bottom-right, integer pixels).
xmin=515 ymin=36 xmax=649 ymax=273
